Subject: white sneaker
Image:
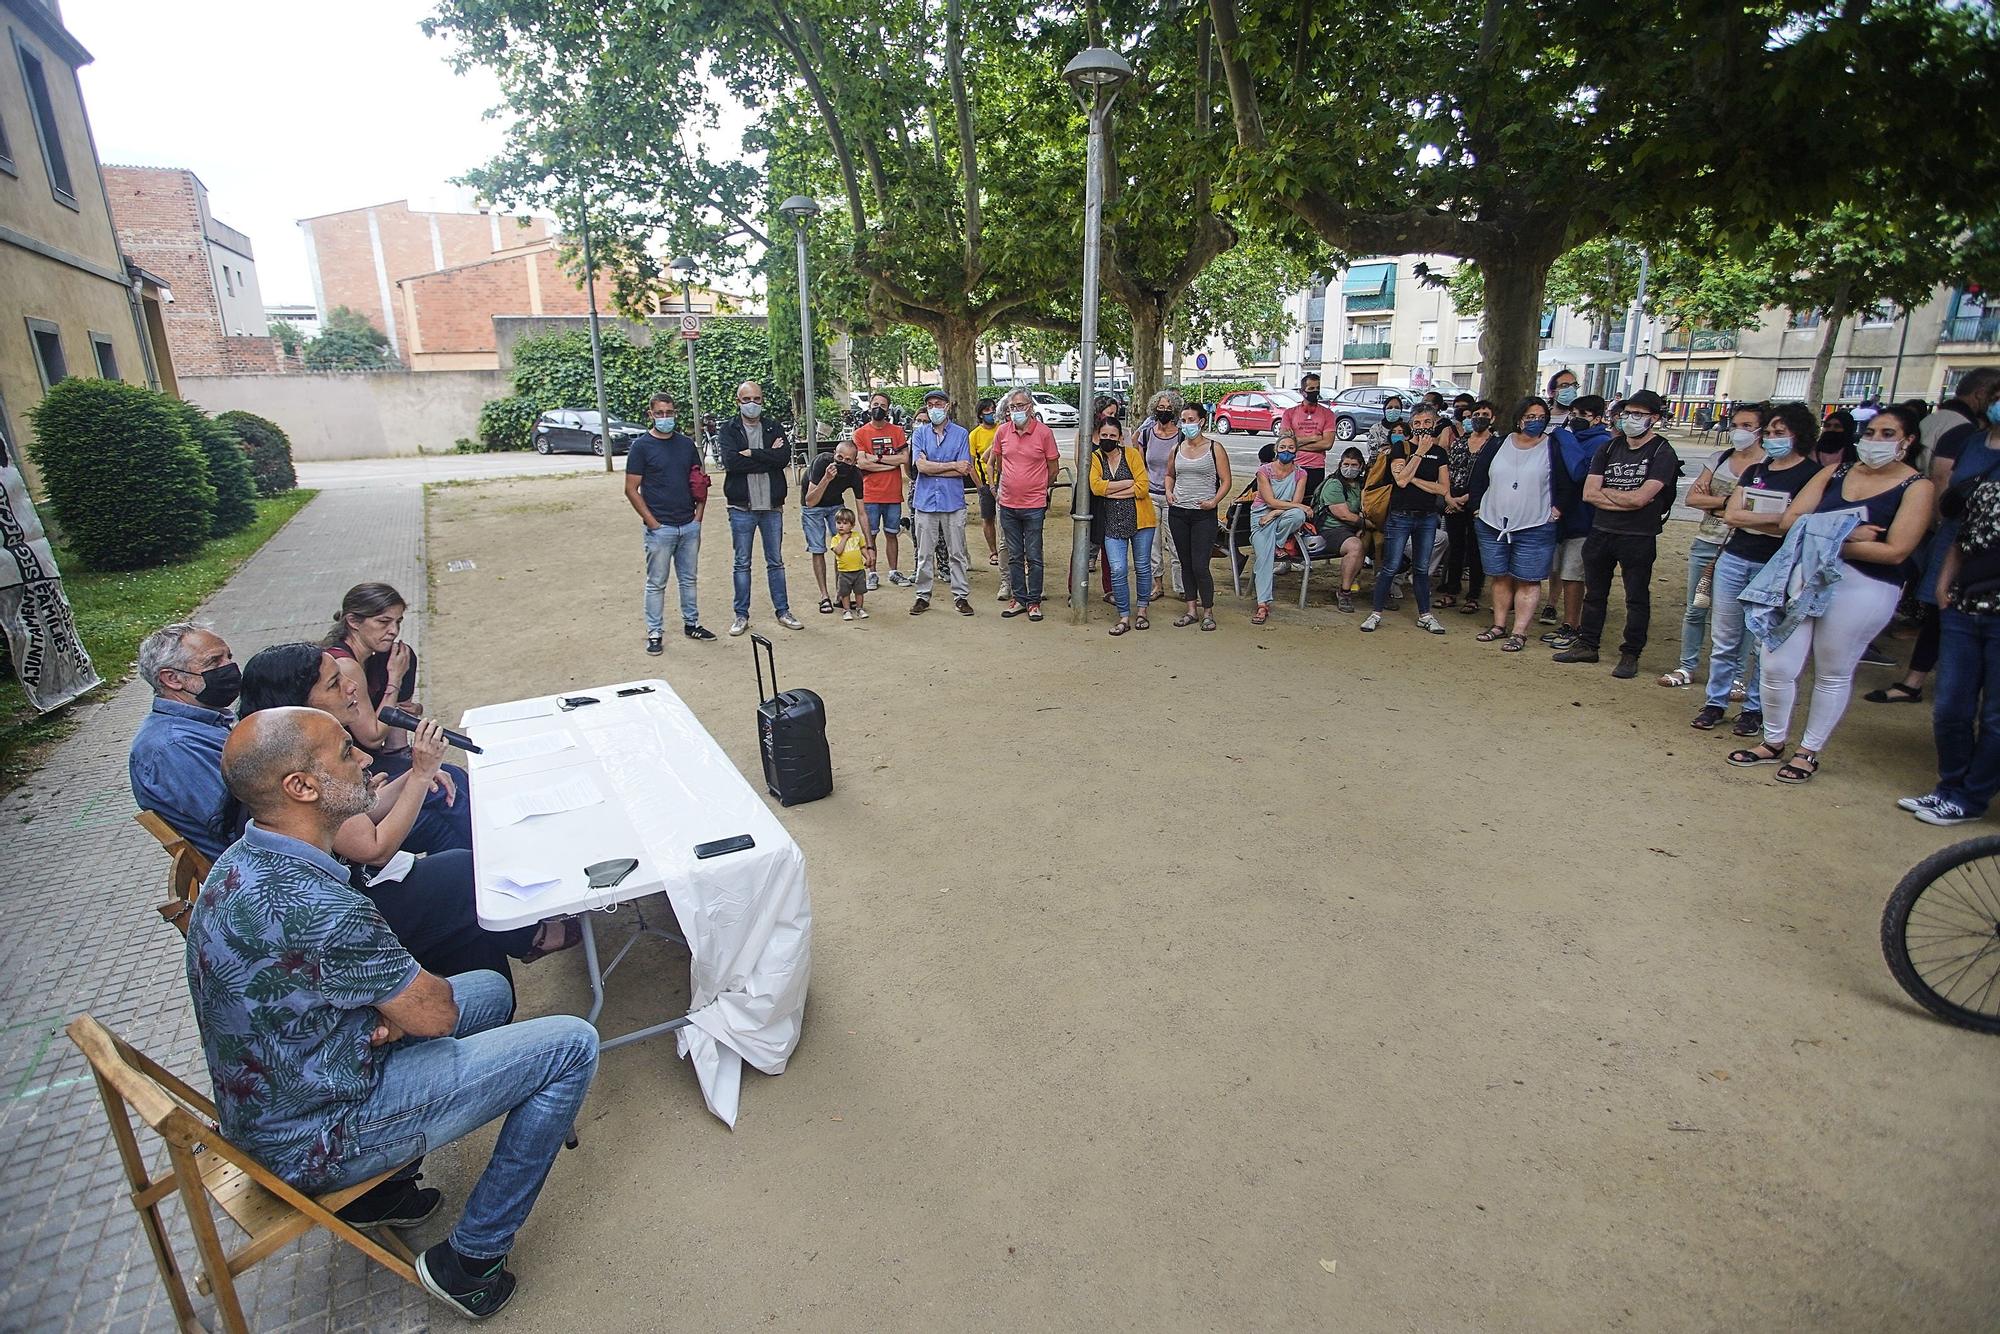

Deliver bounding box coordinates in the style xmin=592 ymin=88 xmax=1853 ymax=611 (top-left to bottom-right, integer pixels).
xmin=1417 ymin=612 xmax=1446 ymax=635
xmin=1896 ymin=793 xmax=1942 ymax=813
xmin=866 ymin=572 xmax=880 ymax=591
xmin=857 ymin=607 xmax=869 ymax=619
xmin=996 ymin=586 xmax=1010 ymax=601
xmin=728 ymin=616 xmax=749 ymax=637
xmin=842 ymin=609 xmax=855 ymax=621
xmin=776 ymin=612 xmax=803 ymax=630
xmin=1359 ymin=612 xmax=1382 ymax=632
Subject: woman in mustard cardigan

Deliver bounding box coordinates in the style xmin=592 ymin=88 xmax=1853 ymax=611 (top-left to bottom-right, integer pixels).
xmin=1089 ymin=419 xmax=1159 ymax=635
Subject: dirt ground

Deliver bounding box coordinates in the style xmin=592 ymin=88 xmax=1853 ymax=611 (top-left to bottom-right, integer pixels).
xmin=420 ymin=471 xmax=1998 ymax=1333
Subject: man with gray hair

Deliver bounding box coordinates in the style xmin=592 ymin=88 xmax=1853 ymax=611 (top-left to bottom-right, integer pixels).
xmin=129 ymin=622 xmax=241 ymax=861
xmin=988 ymin=387 xmax=1062 ymax=619
xmin=716 ymin=380 xmax=802 ymax=637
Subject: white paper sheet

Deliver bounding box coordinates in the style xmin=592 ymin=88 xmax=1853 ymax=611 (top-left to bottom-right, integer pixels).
xmin=364 ymin=850 xmax=417 ymax=886
xmin=480 ymin=730 xmax=577 ymax=766
xmin=488 ymin=869 xmax=567 ymax=901
xmin=467 ymin=696 xmax=561 ymax=726
xmin=494 ymin=775 xmax=604 ymax=826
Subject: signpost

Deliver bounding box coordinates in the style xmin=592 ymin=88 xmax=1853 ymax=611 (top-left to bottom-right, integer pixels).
xmin=680 ymin=313 xmax=701 ymax=340
xmin=1195 ymin=353 xmax=1208 ymax=371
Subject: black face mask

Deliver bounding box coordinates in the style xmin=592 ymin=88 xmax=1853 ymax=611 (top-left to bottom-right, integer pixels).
xmin=1154 ymin=408 xmax=1175 ymax=424
xmin=1303 ymin=389 xmax=1320 ymax=404
xmin=871 ymin=407 xmax=889 ymax=422
xmin=1097 ymin=438 xmax=1122 ymax=451
xmin=189 ymin=661 xmax=242 ymax=709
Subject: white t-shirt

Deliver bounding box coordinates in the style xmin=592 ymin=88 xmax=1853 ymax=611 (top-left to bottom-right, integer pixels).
xmin=1478 ymin=437 xmax=1553 ymax=534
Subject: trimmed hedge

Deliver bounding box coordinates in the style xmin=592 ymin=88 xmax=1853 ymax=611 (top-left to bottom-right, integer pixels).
xmin=172 ymin=401 xmax=258 ymax=536
xmin=28 ymin=379 xmax=214 ymax=570
xmin=216 ymin=410 xmax=297 ymax=495
xmin=478 ymin=396 xmax=542 ymax=452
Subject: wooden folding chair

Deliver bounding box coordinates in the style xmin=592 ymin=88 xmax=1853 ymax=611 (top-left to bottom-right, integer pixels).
xmin=66 ymin=1014 xmax=420 ymax=1333
xmin=134 ymin=811 xmax=211 ymax=937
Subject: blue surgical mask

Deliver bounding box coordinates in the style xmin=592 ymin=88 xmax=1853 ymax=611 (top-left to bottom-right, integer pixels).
xmin=1276 ymin=450 xmax=1297 ymax=464
xmin=739 ymin=401 xmax=763 ymax=418
xmin=981 ymin=412 xmax=995 ymax=425
xmin=1762 ymin=434 xmax=1794 ymax=459
xmin=1384 ymin=409 xmax=1405 ymax=423
xmin=1521 ymin=419 xmax=1548 ymax=437
xmin=654 ymin=416 xmax=676 ymax=433
xmin=1988 ymin=402 xmax=2000 ymax=426
xmin=1390 ymin=431 xmax=1406 ymax=444
xmin=1179 ymin=421 xmax=1201 ymax=439
xmin=1555 ymin=387 xmax=1578 ymax=406
xmin=1010 ymin=409 xmax=1029 ymax=428
xmin=928 ymin=406 xmax=948 ymax=424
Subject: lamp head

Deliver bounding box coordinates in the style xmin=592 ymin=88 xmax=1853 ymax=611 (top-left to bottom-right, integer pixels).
xmin=778 ymin=195 xmax=822 ymax=223
xmin=668 ymin=256 xmax=697 ymax=280
xmin=1063 ymin=47 xmax=1133 ymax=102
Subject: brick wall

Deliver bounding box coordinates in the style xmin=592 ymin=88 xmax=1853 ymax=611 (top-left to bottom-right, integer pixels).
xmin=399 ymin=243 xmax=598 ymax=357
xmin=102 ymin=166 xmax=227 ymax=376
xmin=303 ymin=202 xmax=550 ymax=347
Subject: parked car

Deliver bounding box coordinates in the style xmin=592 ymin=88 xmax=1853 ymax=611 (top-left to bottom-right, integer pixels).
xmin=1030 ymin=391 xmax=1079 ymax=427
xmin=1323 ymin=380 xmax=1472 ymax=441
xmin=533 ymin=409 xmax=644 ymax=456
xmin=1211 ymin=389 xmax=1302 ymax=436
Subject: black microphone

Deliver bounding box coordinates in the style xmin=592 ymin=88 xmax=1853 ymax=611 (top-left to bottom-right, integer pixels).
xmin=379 ymin=706 xmax=484 ymax=754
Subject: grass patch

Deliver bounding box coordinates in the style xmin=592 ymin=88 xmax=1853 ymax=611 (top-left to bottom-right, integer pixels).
xmin=0 ymin=489 xmax=318 ymax=788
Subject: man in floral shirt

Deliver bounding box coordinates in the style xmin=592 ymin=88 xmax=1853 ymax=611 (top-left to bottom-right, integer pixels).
xmin=187 ymin=707 xmax=598 ymax=1320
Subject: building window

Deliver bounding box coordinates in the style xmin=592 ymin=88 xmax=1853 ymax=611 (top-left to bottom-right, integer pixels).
xmin=14 ymin=38 xmax=75 ymax=207
xmin=26 ymin=318 xmax=67 ymax=389
xmin=1341 ymin=262 xmax=1397 ymax=313
xmin=1350 ymin=371 xmax=1378 ymax=387
xmin=1668 ymin=368 xmax=1719 ymax=399
xmin=1785 ymin=309 xmax=1821 ymax=332
xmin=1840 ymin=367 xmax=1882 ymax=401
xmin=1457 ymin=319 xmax=1479 ymax=342
xmin=89 ymin=332 xmax=118 ymax=380
xmin=1418 ymin=321 xmax=1438 ymax=346
xmin=222 ymin=267 xmax=235 ymax=297
xmin=1858 ymin=303 xmax=1897 ymax=329
xmin=1598 ymin=366 xmax=1621 ymax=398
xmin=1773 ymin=367 xmax=1810 ymax=400
xmin=0 ymin=106 xmax=14 ymax=174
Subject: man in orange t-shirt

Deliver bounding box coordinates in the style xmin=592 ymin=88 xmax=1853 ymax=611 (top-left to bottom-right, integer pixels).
xmin=852 ymin=390 xmax=910 ymax=589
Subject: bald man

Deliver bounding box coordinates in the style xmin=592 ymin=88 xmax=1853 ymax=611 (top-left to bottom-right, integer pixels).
xmin=188 ymin=707 xmax=598 ymax=1320
xmin=717 ymin=379 xmax=802 ymax=635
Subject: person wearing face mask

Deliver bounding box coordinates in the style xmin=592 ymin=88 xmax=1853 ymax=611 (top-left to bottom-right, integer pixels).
xmin=131 ymin=622 xmax=246 ymax=863
xmin=1282 ymin=372 xmax=1338 ymax=506
xmin=990 ymin=389 xmax=1062 ymax=621
xmin=908 ymin=390 xmax=977 ymax=616
xmin=1138 ymin=390 xmax=1189 ymax=602
xmin=969 ymin=397 xmax=1002 ymax=569
xmin=1312 ymin=446 xmax=1369 ymax=612
xmin=624 ymin=391 xmax=715 ymax=651
xmin=1090 ymin=419 xmax=1158 ymax=633
xmin=1543 ymin=392 xmax=1609 ymax=635
xmin=718 ymin=380 xmax=802 ymax=636
xmin=1164 ymin=402 xmax=1231 ymax=629
xmin=1730 ymin=405 xmax=1931 ymax=785
xmin=852 ymin=389 xmax=910 ymax=591
xmin=1664 ymin=403 xmax=1766 ymax=690
xmin=1246 ymin=429 xmax=1312 ymax=625
xmin=1691 ymin=403 xmax=1822 ymax=736
xmin=1546 ymin=368 xmax=1580 ymax=431
xmin=801 ymin=439 xmax=865 ymax=616
xmin=1365 ymin=394 xmax=1409 ymax=464
xmin=1439 ymin=399 xmax=1496 ymax=616
xmin=1361 ymin=405 xmax=1451 ymax=635
xmin=1468 ymin=397 xmax=1566 ymax=651
xmin=1554 ymin=389 xmax=1682 ymax=677
xmin=1815 ymin=409 xmax=1858 ymax=470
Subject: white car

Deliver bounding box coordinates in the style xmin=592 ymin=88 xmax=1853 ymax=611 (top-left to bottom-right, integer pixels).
xmin=1030 ymin=392 xmax=1079 ymax=427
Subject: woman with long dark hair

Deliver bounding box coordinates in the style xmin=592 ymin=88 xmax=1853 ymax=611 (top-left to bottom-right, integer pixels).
xmin=1164 ymin=401 xmax=1230 ymax=630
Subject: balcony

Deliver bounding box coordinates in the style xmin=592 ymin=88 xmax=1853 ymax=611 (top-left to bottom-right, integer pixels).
xmin=1662 ymin=328 xmax=1739 ymax=352
xmin=1943 ymin=314 xmax=2000 ymax=345
xmin=1342 ymin=341 xmax=1391 ymax=360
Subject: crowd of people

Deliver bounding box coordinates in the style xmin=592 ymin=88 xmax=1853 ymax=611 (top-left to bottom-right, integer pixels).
xmin=129 ymin=583 xmax=597 ymax=1319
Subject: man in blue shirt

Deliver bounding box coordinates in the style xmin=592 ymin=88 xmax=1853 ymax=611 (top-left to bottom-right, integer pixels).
xmin=129 ymin=623 xmax=241 ymax=862
xmin=623 ymin=391 xmax=716 ymax=655
xmin=908 ymin=390 xmax=975 ymax=616
xmin=189 ymin=706 xmax=598 ymax=1320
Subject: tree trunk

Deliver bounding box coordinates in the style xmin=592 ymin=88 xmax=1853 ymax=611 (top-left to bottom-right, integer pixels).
xmin=1477 ymin=251 xmax=1553 ymax=410
xmin=1172 ymin=339 xmax=1184 ymax=386
xmin=1037 ymin=362 xmax=1047 ymax=385
xmin=983 ymin=339 xmax=994 ymax=386
xmin=933 ymin=318 xmax=981 ymax=428
xmin=1808 ymin=276 xmax=1852 ymax=414
xmin=1129 ymin=303 xmax=1167 ymax=410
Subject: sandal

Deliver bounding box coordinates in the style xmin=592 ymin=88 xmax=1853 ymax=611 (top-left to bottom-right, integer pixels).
xmin=1657 ymin=668 xmax=1693 ymax=688
xmin=988 ymin=552 xmax=1000 ymax=565
xmin=523 ymin=917 xmax=582 ymax=963
xmin=1201 ymin=615 xmax=1216 ymax=631
xmin=1863 ymin=682 xmax=1924 ymax=704
xmin=818 ymin=598 xmax=835 ymax=615
xmin=1109 ymin=620 xmax=1131 ymax=636
xmin=1501 ymin=634 xmax=1526 ymax=652
xmin=1776 ymin=751 xmax=1821 ymax=784
xmin=1173 ymin=612 xmax=1199 ymax=627
xmin=1459 ymin=600 xmax=1480 ymax=615
xmin=1476 ymin=625 xmax=1508 ymax=642
xmin=1252 ymin=604 xmax=1270 ymax=625
xmin=1435 ymin=593 xmax=1458 ymax=608
xmin=1727 ymin=742 xmax=1786 ymax=768
xmin=1134 ymin=614 xmax=1150 ymax=630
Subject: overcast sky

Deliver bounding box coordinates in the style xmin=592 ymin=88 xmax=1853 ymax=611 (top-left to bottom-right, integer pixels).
xmin=69 ymin=1 xmax=533 ymax=304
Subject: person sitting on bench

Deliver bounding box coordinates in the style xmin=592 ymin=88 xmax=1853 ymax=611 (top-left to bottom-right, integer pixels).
xmin=188 ymin=706 xmax=600 ymax=1319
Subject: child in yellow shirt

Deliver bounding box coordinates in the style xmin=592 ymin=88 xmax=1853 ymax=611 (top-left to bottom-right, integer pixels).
xmin=830 ymin=508 xmax=873 ymax=620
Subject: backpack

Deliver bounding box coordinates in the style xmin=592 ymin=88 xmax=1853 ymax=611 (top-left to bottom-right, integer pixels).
xmin=1361 ymin=450 xmax=1394 ymax=531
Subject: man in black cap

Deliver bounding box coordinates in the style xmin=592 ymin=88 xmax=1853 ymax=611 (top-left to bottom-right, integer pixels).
xmin=1554 ymin=389 xmax=1682 ymax=678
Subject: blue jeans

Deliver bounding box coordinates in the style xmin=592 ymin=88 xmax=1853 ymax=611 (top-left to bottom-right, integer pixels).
xmin=1933 ymin=608 xmax=2000 ymax=815
xmin=1000 ymin=505 xmax=1047 ymax=604
xmin=1248 ymin=508 xmax=1306 ymax=605
xmin=1703 ymin=551 xmax=1764 ymax=711
xmin=1679 ymin=539 xmax=1722 ymax=675
xmin=325 ymin=971 xmax=599 ymax=1261
xmin=643 ymin=521 xmax=701 ymax=633
xmin=1103 ymin=526 xmax=1156 ymax=617
xmin=728 ymin=507 xmax=790 ymax=619
xmin=1373 ymin=509 xmax=1438 ymax=613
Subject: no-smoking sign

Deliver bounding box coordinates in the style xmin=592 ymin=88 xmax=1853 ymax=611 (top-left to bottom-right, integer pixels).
xmin=679 ymin=313 xmax=701 ymax=340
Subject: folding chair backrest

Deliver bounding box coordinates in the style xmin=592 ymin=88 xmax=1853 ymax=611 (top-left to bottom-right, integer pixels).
xmin=134 ymin=810 xmax=210 ymax=937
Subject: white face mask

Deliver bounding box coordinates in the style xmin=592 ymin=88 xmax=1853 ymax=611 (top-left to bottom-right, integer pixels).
xmin=1619 ymin=413 xmax=1651 ymax=437
xmin=1856 ymin=439 xmax=1901 ymax=468
xmin=1729 ymin=427 xmax=1757 ymax=449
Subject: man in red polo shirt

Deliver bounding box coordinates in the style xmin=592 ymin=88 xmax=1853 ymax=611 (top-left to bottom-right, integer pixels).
xmin=988 ymin=388 xmax=1063 ymax=620
xmin=1281 ymin=372 xmax=1337 ymax=503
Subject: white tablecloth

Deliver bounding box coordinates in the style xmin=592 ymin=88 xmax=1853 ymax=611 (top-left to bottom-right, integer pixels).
xmin=461 ymin=678 xmax=812 ymax=1125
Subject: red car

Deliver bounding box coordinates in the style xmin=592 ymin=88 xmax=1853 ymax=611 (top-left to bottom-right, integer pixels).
xmin=1212 ymin=390 xmax=1302 ymax=436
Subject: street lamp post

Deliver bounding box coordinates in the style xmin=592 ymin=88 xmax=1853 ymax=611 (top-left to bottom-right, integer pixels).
xmin=669 ymin=256 xmax=703 ymax=458
xmin=1063 ymin=47 xmax=1134 ymax=624
xmin=577 ymin=181 xmax=613 ymax=475
xmin=779 ymin=196 xmax=823 ymax=469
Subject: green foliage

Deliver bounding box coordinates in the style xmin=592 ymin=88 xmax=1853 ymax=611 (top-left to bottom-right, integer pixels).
xmin=325 ymin=306 xmax=387 ymax=342
xmin=478 ymin=396 xmax=543 ymax=452
xmin=1171 ymin=238 xmax=1320 ymax=365
xmin=303 ymin=328 xmax=392 ymax=371
xmin=27 ymin=379 xmax=214 ymax=571
xmin=267 ymin=321 xmax=305 ymax=356
xmin=170 ymin=402 xmax=257 ymax=537
xmin=215 ymin=410 xmax=297 ymax=496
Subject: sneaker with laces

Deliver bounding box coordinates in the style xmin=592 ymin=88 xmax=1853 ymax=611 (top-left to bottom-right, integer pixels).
xmin=1547 ymin=629 xmax=1580 ymax=650
xmin=1416 ymin=613 xmax=1446 ymax=635
xmin=645 ymin=634 xmax=663 ymax=657
xmin=1359 ymin=611 xmax=1383 ymax=632
xmin=954 ymin=597 xmax=975 ymax=615
xmin=888 ymin=570 xmax=912 ymax=586
xmin=866 ymin=571 xmax=880 ymax=591
xmin=857 ymin=607 xmax=870 ymax=619
xmin=728 ymin=616 xmax=749 ymax=637
xmin=417 ymin=1241 xmax=517 ymax=1321
xmin=776 ymin=612 xmax=803 ymax=630
xmin=1335 ymin=590 xmax=1355 ymax=613
xmin=1857 ymin=640 xmax=1898 ymax=668
xmin=1896 ymin=793 xmax=1944 ymax=813
xmin=684 ymin=623 xmax=716 ymax=641
xmin=1539 ymin=623 xmax=1575 ymax=644
xmin=336 ymin=1175 xmax=441 ymax=1230
xmin=1915 ymin=799 xmax=1980 ymax=827
xmin=1540 ymin=604 xmax=1559 ymax=624
xmin=842 ymin=609 xmax=856 ymax=621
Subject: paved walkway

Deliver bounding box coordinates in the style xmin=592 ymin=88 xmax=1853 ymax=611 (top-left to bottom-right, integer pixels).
xmin=0 ymin=487 xmax=433 ymax=1332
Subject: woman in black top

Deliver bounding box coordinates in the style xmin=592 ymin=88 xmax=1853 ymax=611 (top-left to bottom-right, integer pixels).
xmin=1362 ymin=406 xmax=1451 ymax=634
xmin=1439 ymin=398 xmax=1496 ymax=615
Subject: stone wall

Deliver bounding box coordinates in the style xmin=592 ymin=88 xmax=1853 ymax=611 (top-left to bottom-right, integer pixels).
xmin=175 ymin=369 xmax=510 ymax=460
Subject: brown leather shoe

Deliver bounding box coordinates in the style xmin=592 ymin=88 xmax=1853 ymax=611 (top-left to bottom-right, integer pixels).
xmin=954 ymin=597 xmax=974 ymax=615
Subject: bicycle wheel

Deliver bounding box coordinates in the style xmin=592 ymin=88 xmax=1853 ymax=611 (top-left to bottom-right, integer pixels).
xmin=1881 ymin=834 xmax=2000 ymax=1035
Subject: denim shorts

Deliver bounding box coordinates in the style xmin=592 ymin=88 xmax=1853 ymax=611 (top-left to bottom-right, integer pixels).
xmin=1476 ymin=519 xmax=1559 ymax=582
xmin=864 ymin=501 xmax=902 ymax=535
xmin=800 ymin=505 xmax=841 ymax=554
